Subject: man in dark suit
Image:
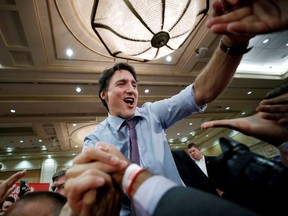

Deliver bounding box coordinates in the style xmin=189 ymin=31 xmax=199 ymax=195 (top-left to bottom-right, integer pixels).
xmin=172 ymin=143 xmax=224 ymax=196
xmin=187 ymin=143 xmax=215 ymax=178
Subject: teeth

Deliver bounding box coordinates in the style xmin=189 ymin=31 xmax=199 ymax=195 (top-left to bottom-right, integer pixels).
xmin=124 ymin=98 xmax=134 ymax=104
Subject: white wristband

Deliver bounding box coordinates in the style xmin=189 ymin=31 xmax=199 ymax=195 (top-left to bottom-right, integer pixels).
xmin=122 ymin=163 xmax=145 ymax=196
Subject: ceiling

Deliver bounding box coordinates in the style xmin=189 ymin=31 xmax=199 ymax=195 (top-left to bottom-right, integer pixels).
xmin=0 ymin=0 xmax=287 ymax=161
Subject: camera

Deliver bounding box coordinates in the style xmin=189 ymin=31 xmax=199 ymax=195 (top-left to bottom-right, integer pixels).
xmin=19 ymin=179 xmax=29 ymax=197
xmin=211 ymin=137 xmax=288 ymax=215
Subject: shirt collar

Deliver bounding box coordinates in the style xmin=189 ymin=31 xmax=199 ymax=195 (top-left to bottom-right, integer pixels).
xmin=107 ymin=109 xmax=143 ymax=131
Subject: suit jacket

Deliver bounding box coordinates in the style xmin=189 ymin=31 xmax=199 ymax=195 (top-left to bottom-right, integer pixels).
xmin=172 ymin=150 xmax=219 ymax=195
xmin=153 ymin=186 xmax=258 ymax=216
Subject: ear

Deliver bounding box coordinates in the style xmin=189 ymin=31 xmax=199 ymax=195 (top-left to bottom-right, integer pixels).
xmin=100 ymin=91 xmax=107 ymax=100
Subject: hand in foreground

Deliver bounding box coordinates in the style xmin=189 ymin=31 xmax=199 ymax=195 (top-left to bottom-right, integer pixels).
xmin=0 ymin=170 xmax=26 ymax=202
xmin=201 ymin=112 xmax=288 ymax=146
xmin=62 ymin=143 xmax=128 ymax=216
xmin=207 ymin=0 xmax=288 ymax=35
xmin=257 ymin=92 xmax=288 ymax=125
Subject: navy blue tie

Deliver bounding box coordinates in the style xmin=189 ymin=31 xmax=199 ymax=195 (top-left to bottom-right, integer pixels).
xmin=126 ymin=118 xmax=140 ymax=165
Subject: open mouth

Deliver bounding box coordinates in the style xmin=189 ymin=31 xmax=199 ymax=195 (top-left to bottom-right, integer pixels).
xmin=124 ymin=97 xmax=134 ymax=105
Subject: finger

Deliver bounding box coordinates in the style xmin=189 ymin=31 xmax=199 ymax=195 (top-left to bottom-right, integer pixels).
xmin=257 ymin=104 xmax=288 ymax=114
xmin=260 ymin=93 xmax=288 ymax=105
xmin=5 ymin=184 xmax=17 ymax=197
xmin=7 ymin=170 xmax=26 ymax=183
xmin=97 ymin=143 xmax=129 ymax=161
xmin=261 ymin=112 xmax=288 ymax=123
xmin=66 ymin=160 xmax=127 ymax=180
xmin=201 ymin=119 xmax=234 ymax=129
xmin=2 ymin=170 xmax=26 ymax=191
xmin=211 ymin=0 xmax=225 ymax=17
xmin=66 ymin=174 xmax=107 ymax=212
xmin=79 ymin=190 xmax=97 ymax=216
xmin=208 ymin=7 xmax=252 ymax=27
xmin=73 ymin=146 xmax=121 ymax=166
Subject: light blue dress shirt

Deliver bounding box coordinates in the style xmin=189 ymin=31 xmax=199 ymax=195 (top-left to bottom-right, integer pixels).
xmin=83 ymin=84 xmax=206 ymax=215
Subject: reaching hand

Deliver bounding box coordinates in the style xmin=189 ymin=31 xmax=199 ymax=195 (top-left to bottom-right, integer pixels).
xmin=201 ymin=112 xmax=288 ymax=146
xmin=207 ymin=0 xmax=288 ymax=35
xmin=0 ymin=170 xmax=26 ymax=203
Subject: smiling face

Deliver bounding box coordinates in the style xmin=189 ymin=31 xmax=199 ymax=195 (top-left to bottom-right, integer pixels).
xmin=100 ymin=69 xmax=138 ymax=119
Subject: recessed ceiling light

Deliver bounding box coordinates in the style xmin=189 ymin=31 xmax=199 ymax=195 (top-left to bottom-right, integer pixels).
xmin=241 ymin=112 xmax=246 ymax=115
xmin=177 ymin=133 xmax=180 ymax=136
xmin=262 ymin=38 xmax=269 ymax=44
xmin=73 ymin=123 xmax=77 ymax=127
xmin=180 ymin=137 xmax=188 ymax=142
xmin=20 ymin=140 xmax=23 ymax=143
xmin=247 ymin=91 xmax=252 ymax=95
xmin=226 ymin=107 xmax=230 ymax=110
xmin=166 ymin=55 xmax=172 ymax=62
xmin=66 ymin=48 xmax=74 ymax=57
xmin=76 ymin=87 xmax=81 ymax=93
xmin=10 ymin=109 xmax=16 ymax=113
xmin=6 ymin=147 xmax=13 ymax=152
xmin=144 ymin=89 xmax=149 ymax=94
xmin=189 ymin=122 xmax=193 ymax=126
xmin=190 ymin=131 xmax=196 ymax=136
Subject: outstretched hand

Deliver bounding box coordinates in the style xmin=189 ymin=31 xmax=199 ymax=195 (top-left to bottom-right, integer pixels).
xmin=0 ymin=170 xmax=26 ymax=203
xmin=201 ymin=112 xmax=288 ymax=146
xmin=207 ymin=0 xmax=288 ymax=35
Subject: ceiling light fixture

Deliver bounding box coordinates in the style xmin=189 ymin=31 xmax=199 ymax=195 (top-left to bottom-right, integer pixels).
xmin=76 ymin=87 xmax=81 ymax=93
xmin=66 ymin=48 xmax=74 ymax=57
xmin=262 ymin=38 xmax=269 ymax=44
xmin=166 ymin=55 xmax=172 ymax=62
xmin=91 ymin=0 xmax=209 ymax=61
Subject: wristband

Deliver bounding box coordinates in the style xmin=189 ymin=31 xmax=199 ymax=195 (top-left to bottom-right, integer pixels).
xmin=122 ymin=164 xmax=145 ymax=197
xmin=220 ymin=40 xmax=252 ymax=56
xmin=278 ymin=141 xmax=288 ymax=153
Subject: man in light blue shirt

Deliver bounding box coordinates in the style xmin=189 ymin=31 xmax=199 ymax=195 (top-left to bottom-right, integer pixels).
xmin=83 ymin=38 xmax=248 ymax=214
xmin=84 ymin=80 xmax=205 ymax=186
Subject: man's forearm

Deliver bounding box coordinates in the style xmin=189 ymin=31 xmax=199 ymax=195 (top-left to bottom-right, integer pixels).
xmin=194 ymin=36 xmax=249 ymax=106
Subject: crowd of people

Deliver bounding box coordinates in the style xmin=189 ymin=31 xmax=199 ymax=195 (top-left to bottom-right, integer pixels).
xmin=0 ymin=0 xmax=287 ymax=215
